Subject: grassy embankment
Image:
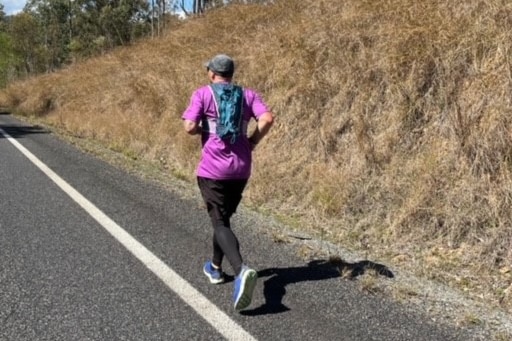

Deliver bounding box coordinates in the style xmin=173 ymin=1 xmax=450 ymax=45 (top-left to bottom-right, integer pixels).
xmin=2 ymin=0 xmax=512 ymax=318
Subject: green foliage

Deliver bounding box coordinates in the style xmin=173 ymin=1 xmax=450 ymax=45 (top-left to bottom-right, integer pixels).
xmin=0 ymin=32 xmax=17 ymax=88
xmin=97 ymin=0 xmax=149 ymax=46
xmin=7 ymin=12 xmax=46 ymax=75
xmin=0 ymin=0 xmax=255 ymax=83
xmin=25 ymin=0 xmax=74 ymax=69
xmin=1 ymin=0 xmax=153 ymax=80
xmin=0 ymin=3 xmax=6 ymax=32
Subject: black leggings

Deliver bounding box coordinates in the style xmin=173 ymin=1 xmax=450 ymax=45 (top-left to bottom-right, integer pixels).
xmin=197 ymin=177 xmax=248 ymax=276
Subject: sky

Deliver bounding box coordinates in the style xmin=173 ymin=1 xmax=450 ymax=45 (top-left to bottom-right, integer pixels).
xmin=1 ymin=0 xmax=194 ymax=15
xmin=2 ymin=0 xmax=26 ymax=15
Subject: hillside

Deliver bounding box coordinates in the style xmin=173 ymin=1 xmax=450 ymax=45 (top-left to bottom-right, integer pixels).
xmin=1 ymin=0 xmax=512 ymax=326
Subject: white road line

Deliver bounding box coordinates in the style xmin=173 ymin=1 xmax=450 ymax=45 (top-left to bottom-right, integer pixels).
xmin=0 ymin=126 xmax=257 ymax=341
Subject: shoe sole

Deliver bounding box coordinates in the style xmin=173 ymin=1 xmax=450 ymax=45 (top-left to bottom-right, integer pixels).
xmin=234 ymin=269 xmax=258 ymax=310
xmin=203 ymin=267 xmax=224 ymax=284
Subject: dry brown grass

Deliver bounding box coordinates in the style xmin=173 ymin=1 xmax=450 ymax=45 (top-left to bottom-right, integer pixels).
xmin=2 ymin=0 xmax=512 ymax=314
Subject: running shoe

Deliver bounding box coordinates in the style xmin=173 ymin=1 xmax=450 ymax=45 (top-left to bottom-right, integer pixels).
xmin=203 ymin=261 xmax=224 ymax=284
xmin=233 ymin=265 xmax=258 ymax=310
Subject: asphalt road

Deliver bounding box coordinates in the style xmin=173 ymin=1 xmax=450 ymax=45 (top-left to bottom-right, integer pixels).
xmin=0 ymin=113 xmax=480 ymax=341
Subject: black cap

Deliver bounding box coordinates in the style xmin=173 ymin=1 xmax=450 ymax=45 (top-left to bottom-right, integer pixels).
xmin=204 ymin=54 xmax=235 ymax=77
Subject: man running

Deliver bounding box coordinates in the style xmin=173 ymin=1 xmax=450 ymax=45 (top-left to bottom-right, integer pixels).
xmin=182 ymin=54 xmax=274 ymax=310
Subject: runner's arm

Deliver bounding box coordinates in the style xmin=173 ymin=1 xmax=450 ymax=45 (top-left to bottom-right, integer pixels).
xmin=184 ymin=119 xmax=202 ymax=135
xmin=249 ymin=112 xmax=274 ymax=147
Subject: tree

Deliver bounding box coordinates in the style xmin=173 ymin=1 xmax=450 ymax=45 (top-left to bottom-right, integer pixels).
xmin=0 ymin=31 xmax=17 ymax=87
xmin=0 ymin=7 xmax=22 ymax=85
xmin=22 ymin=0 xmax=76 ymax=70
xmin=8 ymin=12 xmax=46 ymax=75
xmin=21 ymin=0 xmax=151 ymax=60
xmin=150 ymin=0 xmax=167 ymax=37
xmin=98 ymin=0 xmax=149 ymax=46
xmin=0 ymin=3 xmax=6 ymax=31
xmin=70 ymin=0 xmax=149 ymax=54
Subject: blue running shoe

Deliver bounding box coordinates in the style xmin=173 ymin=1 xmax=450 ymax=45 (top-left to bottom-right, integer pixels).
xmin=203 ymin=261 xmax=224 ymax=284
xmin=233 ymin=265 xmax=258 ymax=310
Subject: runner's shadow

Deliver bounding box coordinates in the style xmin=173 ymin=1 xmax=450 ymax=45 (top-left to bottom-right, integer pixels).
xmin=0 ymin=124 xmax=49 ymax=138
xmin=241 ymin=258 xmax=394 ymax=316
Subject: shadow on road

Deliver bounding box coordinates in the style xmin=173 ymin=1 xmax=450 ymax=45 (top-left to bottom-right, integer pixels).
xmin=0 ymin=124 xmax=49 ymax=139
xmin=241 ymin=258 xmax=394 ymax=316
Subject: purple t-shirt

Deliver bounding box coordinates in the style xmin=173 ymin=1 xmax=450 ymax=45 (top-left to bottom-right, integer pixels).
xmin=182 ymin=82 xmax=269 ymax=180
